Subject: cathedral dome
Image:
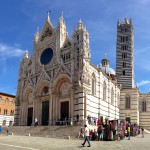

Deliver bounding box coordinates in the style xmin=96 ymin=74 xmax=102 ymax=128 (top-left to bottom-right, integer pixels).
xmin=100 ymin=54 xmax=116 ymax=80
xmin=100 ymin=66 xmax=116 ymax=75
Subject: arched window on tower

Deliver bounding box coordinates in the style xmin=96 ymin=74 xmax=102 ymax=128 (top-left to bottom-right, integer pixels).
xmin=123 ymin=62 xmax=126 ymax=68
xmin=123 ymin=70 xmax=125 ymax=75
xmin=92 ymin=74 xmax=96 ymax=96
xmin=142 ymin=100 xmax=147 ymax=112
xmin=111 ymin=88 xmax=114 ymax=105
xmin=125 ymin=96 xmax=131 ymax=109
xmin=103 ymin=81 xmax=106 ymax=101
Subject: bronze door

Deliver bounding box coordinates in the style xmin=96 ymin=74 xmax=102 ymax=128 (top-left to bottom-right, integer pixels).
xmin=42 ymin=101 xmax=49 ymax=125
xmin=61 ymin=101 xmax=69 ymax=120
xmin=27 ymin=107 xmax=33 ymax=126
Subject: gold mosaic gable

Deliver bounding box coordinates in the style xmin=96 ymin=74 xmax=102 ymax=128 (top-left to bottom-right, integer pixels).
xmin=40 ymin=20 xmax=55 ymax=41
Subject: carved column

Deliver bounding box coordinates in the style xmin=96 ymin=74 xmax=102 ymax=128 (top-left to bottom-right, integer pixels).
xmin=70 ymin=89 xmax=74 ymax=119
xmin=53 ymin=96 xmax=56 ymax=121
xmin=84 ymin=93 xmax=87 ymax=123
xmin=22 ymin=102 xmax=27 ymax=125
xmin=49 ymin=96 xmax=53 ymax=125
xmin=33 ymin=101 xmax=35 ymax=125
xmin=38 ymin=101 xmax=42 ymax=125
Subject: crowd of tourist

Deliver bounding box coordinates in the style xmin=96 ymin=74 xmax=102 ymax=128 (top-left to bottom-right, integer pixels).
xmin=78 ymin=116 xmax=144 ymax=141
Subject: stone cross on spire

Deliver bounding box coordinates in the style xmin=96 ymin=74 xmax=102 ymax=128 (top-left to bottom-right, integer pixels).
xmin=47 ymin=10 xmax=51 ymax=22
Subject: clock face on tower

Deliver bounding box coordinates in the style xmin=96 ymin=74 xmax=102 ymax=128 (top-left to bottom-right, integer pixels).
xmin=40 ymin=48 xmax=53 ymax=65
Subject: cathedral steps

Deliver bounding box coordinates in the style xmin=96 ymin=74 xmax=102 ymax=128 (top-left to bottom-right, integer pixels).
xmin=2 ymin=125 xmax=83 ymax=139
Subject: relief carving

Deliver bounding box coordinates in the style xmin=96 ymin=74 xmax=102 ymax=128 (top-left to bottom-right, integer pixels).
xmin=60 ymin=82 xmax=70 ymax=96
xmin=41 ymin=27 xmax=53 ymax=41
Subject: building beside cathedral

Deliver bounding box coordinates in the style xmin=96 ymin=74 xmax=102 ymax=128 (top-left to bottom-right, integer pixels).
xmin=0 ymin=92 xmax=15 ymax=126
xmin=14 ymin=13 xmax=120 ymax=126
xmin=117 ymin=18 xmax=150 ymax=131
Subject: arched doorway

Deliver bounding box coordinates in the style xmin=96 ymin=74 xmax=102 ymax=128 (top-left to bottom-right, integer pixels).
xmin=42 ymin=101 xmax=49 ymax=125
xmin=27 ymin=107 xmax=33 ymax=126
xmin=61 ymin=101 xmax=69 ymax=120
xmin=53 ymin=74 xmax=72 ymax=123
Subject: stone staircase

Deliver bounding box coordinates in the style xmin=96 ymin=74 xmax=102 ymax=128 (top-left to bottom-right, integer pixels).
xmin=2 ymin=125 xmax=83 ymax=139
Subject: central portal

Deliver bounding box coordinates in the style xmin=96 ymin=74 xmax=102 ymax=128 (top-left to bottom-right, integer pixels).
xmin=42 ymin=101 xmax=49 ymax=125
xmin=27 ymin=107 xmax=33 ymax=126
xmin=61 ymin=101 xmax=69 ymax=120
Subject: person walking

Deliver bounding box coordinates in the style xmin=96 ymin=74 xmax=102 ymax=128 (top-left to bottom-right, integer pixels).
xmin=82 ymin=125 xmax=91 ymax=147
xmin=127 ymin=124 xmax=131 ymax=140
xmin=34 ymin=117 xmax=38 ymax=127
xmin=141 ymin=127 xmax=144 ymax=138
xmin=6 ymin=126 xmax=9 ymax=136
xmin=0 ymin=126 xmax=2 ymax=136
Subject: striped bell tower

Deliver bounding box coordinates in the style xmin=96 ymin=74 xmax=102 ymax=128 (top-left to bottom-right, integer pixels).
xmin=116 ymin=17 xmax=134 ymax=88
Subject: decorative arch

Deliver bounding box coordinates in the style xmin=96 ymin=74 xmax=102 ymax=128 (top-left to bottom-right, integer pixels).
xmin=125 ymin=94 xmax=131 ymax=109
xmin=53 ymin=74 xmax=71 ymax=87
xmin=117 ymin=92 xmax=120 ymax=107
xmin=103 ymin=81 xmax=107 ymax=101
xmin=36 ymin=80 xmax=50 ymax=96
xmin=111 ymin=88 xmax=114 ymax=105
xmin=53 ymin=74 xmax=71 ymax=96
xmin=52 ymin=74 xmax=71 ymax=92
xmin=5 ymin=98 xmax=9 ymax=104
xmin=22 ymin=86 xmax=33 ymax=102
xmin=92 ymin=73 xmax=96 ymax=96
xmin=142 ymin=99 xmax=147 ymax=112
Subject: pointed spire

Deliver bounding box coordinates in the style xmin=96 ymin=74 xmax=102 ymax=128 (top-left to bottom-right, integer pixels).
xmin=34 ymin=27 xmax=40 ymax=44
xmin=61 ymin=11 xmax=63 ymax=19
xmin=59 ymin=11 xmax=64 ymax=22
xmin=24 ymin=50 xmax=29 ymax=58
xmin=78 ymin=19 xmax=83 ymax=30
xmin=35 ymin=27 xmax=39 ymax=36
xmin=122 ymin=17 xmax=129 ymax=24
xmin=117 ymin=19 xmax=120 ymax=26
xmin=57 ymin=11 xmax=66 ymax=28
xmin=47 ymin=11 xmax=50 ymax=22
xmin=79 ymin=19 xmax=82 ymax=23
xmin=130 ymin=17 xmax=132 ymax=25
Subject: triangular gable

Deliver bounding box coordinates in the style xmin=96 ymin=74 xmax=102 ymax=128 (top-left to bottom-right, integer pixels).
xmin=24 ymin=75 xmax=33 ymax=88
xmin=40 ymin=20 xmax=55 ymax=41
xmin=54 ymin=61 xmax=71 ymax=79
xmin=37 ymin=66 xmax=50 ymax=84
xmin=63 ymin=37 xmax=71 ymax=48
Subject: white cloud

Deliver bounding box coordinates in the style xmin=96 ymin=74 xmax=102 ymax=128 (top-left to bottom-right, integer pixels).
xmin=135 ymin=46 xmax=150 ymax=55
xmin=137 ymin=80 xmax=150 ymax=87
xmin=0 ymin=43 xmax=25 ymax=59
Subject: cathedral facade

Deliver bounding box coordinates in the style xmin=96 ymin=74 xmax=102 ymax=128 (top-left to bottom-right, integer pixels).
xmin=14 ymin=13 xmax=120 ymax=126
xmin=15 ymin=13 xmax=150 ymax=130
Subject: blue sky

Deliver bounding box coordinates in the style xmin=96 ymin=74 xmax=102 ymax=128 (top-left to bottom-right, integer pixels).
xmin=0 ymin=0 xmax=150 ymax=94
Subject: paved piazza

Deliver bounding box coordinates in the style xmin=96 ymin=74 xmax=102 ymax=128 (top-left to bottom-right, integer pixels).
xmin=0 ymin=133 xmax=150 ymax=150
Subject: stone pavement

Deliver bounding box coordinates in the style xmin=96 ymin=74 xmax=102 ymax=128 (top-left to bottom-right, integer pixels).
xmin=0 ymin=133 xmax=150 ymax=150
